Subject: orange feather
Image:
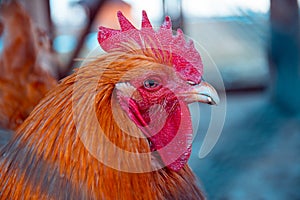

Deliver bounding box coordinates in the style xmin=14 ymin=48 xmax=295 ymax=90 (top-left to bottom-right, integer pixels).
xmin=0 ymin=52 xmax=204 ymax=199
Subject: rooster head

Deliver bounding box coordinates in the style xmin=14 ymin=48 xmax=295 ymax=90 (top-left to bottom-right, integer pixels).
xmin=97 ymin=11 xmax=219 ymax=171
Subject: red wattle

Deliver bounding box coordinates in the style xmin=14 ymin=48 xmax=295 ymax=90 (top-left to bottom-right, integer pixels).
xmin=148 ymin=101 xmax=193 ymax=171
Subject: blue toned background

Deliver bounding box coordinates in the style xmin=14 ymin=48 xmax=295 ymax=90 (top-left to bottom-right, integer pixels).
xmin=0 ymin=0 xmax=299 ymax=199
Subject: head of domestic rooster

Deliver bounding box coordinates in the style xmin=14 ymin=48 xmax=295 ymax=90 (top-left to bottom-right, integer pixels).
xmin=0 ymin=10 xmax=216 ymax=199
xmin=94 ymin=11 xmax=219 ymax=171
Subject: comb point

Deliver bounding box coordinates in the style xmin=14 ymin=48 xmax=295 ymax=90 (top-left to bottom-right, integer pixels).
xmin=187 ymin=40 xmax=194 ymax=48
xmin=142 ymin=10 xmax=152 ymax=29
xmin=177 ymin=29 xmax=184 ymax=38
xmin=161 ymin=16 xmax=172 ymax=29
xmin=117 ymin=11 xmax=136 ymax=31
xmin=98 ymin=26 xmax=119 ymax=43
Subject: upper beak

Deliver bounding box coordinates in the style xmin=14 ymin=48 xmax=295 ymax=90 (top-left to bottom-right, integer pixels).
xmin=185 ymin=81 xmax=220 ymax=105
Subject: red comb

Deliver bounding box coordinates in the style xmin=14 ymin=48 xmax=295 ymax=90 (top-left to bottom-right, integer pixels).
xmin=98 ymin=11 xmax=203 ymax=83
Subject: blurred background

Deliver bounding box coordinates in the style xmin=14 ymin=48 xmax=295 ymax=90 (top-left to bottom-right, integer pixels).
xmin=0 ymin=0 xmax=299 ymax=199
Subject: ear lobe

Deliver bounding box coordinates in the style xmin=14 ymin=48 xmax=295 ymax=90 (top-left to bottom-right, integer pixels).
xmin=115 ymin=82 xmax=148 ymax=127
xmin=115 ymin=82 xmax=136 ymax=115
xmin=115 ymin=82 xmax=136 ymax=99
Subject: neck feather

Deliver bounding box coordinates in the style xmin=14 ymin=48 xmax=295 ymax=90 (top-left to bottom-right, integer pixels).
xmin=0 ymin=56 xmax=204 ymax=199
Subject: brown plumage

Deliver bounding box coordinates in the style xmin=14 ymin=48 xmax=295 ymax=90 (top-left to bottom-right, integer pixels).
xmin=0 ymin=53 xmax=205 ymax=199
xmin=0 ymin=1 xmax=57 ymax=130
xmin=0 ymin=10 xmax=220 ymax=199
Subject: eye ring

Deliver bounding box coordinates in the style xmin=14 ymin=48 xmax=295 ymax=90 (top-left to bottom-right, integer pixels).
xmin=143 ymin=79 xmax=161 ymax=90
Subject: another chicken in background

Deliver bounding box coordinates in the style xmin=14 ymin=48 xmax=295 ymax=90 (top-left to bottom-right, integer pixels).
xmin=0 ymin=1 xmax=57 ymax=131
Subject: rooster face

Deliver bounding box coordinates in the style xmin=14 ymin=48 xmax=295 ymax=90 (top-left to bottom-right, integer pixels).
xmin=96 ymin=10 xmax=219 ymax=171
xmin=115 ymin=64 xmax=219 ymax=171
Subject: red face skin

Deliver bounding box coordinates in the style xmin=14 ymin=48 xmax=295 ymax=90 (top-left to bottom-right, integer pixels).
xmin=116 ymin=66 xmax=197 ymax=171
xmin=100 ymin=11 xmax=218 ymax=171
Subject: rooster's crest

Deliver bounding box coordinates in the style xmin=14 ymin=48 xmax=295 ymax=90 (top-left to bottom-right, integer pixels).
xmin=98 ymin=11 xmax=203 ymax=84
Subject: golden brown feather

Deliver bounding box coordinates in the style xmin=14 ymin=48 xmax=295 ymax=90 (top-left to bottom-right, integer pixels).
xmin=0 ymin=52 xmax=205 ymax=199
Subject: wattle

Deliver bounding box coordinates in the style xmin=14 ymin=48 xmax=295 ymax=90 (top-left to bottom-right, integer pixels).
xmin=146 ymin=101 xmax=193 ymax=171
xmin=119 ymin=92 xmax=194 ymax=171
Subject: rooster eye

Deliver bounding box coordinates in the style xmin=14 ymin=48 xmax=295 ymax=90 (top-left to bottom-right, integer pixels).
xmin=143 ymin=79 xmax=161 ymax=90
xmin=187 ymin=80 xmax=197 ymax=86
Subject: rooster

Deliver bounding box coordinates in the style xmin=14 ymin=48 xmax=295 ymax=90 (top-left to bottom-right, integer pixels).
xmin=0 ymin=11 xmax=219 ymax=199
xmin=0 ymin=1 xmax=57 ymax=131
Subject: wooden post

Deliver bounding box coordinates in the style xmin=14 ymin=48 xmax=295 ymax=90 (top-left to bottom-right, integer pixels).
xmin=269 ymin=0 xmax=300 ymax=114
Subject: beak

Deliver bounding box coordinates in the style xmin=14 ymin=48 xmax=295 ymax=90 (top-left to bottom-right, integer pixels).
xmin=185 ymin=81 xmax=220 ymax=105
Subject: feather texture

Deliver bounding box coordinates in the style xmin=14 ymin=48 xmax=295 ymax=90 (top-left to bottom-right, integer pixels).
xmin=0 ymin=53 xmax=204 ymax=199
